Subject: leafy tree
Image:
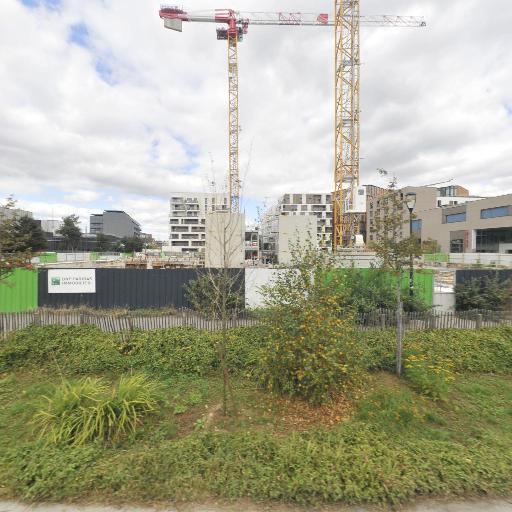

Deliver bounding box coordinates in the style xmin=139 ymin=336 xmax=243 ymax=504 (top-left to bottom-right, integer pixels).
xmin=95 ymin=233 xmax=111 ymax=252
xmin=368 ymin=177 xmax=422 ymax=377
xmin=422 ymin=238 xmax=441 ymax=254
xmin=57 ymin=215 xmax=82 ymax=251
xmin=258 ymin=242 xmax=363 ymax=404
xmin=455 ymin=275 xmax=511 ymax=311
xmin=118 ymin=236 xmax=144 ymax=253
xmin=0 ymin=197 xmax=32 ymax=283
xmin=7 ymin=216 xmax=47 ymax=252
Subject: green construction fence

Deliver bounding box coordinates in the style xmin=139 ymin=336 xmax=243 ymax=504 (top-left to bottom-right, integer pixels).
xmin=0 ymin=268 xmax=38 ymax=313
xmin=328 ymin=268 xmax=434 ymax=306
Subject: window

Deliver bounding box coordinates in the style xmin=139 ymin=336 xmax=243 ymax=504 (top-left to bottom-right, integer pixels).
xmin=450 ymin=239 xmax=464 ymax=253
xmin=446 ymin=213 xmax=466 ymax=223
xmin=358 ymin=189 xmax=365 ymax=195
xmin=480 ymin=206 xmax=510 ymax=219
xmin=412 ymin=219 xmax=422 ymax=232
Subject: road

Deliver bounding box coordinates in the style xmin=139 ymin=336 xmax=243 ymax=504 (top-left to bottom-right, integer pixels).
xmin=1 ymin=500 xmax=512 ymax=512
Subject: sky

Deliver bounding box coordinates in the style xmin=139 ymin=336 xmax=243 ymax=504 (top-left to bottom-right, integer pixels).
xmin=1 ymin=0 xmax=511 ymax=240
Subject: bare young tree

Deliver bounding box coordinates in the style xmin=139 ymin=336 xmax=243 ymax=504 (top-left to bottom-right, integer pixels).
xmin=369 ymin=177 xmax=421 ymax=377
xmin=185 ymin=209 xmax=246 ymax=416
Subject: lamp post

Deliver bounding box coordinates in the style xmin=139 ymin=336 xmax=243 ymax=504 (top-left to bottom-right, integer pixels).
xmin=405 ymin=192 xmax=417 ymax=299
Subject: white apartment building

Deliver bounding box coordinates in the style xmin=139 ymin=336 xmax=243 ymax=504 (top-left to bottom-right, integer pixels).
xmin=168 ymin=193 xmax=229 ymax=253
xmin=262 ymin=193 xmax=333 ymax=255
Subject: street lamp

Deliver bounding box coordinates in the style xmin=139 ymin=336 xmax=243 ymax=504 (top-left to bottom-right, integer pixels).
xmin=405 ymin=192 xmax=417 ymax=299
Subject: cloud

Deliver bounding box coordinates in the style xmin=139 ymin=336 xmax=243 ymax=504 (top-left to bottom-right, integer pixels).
xmin=1 ymin=0 xmax=511 ymax=240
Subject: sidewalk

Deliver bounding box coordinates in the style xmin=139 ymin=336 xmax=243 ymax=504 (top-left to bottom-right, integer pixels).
xmin=1 ymin=499 xmax=512 ymax=512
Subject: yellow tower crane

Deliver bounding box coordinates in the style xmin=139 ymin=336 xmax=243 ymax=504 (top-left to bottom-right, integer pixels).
xmin=159 ymin=6 xmax=425 ymax=234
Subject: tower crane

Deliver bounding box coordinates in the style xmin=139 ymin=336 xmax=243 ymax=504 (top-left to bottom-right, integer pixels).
xmin=159 ymin=5 xmax=425 ymax=244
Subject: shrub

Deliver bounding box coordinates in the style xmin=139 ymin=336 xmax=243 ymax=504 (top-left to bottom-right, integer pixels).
xmin=404 ymin=354 xmax=455 ymax=400
xmin=455 ymin=275 xmax=511 ymax=311
xmin=258 ymin=247 xmax=364 ymax=404
xmin=360 ymin=327 xmax=512 ymax=375
xmin=34 ymin=374 xmax=162 ymax=446
xmin=0 ymin=325 xmax=125 ymax=374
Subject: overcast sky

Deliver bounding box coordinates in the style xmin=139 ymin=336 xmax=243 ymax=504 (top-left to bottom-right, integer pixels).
xmin=1 ymin=0 xmax=511 ymax=239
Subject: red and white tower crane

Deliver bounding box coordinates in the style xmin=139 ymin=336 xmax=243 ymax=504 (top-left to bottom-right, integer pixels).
xmin=159 ymin=5 xmax=425 ymax=246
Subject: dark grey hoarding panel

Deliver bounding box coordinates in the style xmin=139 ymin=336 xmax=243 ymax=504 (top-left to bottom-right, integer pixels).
xmin=456 ymin=269 xmax=512 ymax=285
xmin=38 ymin=268 xmax=245 ymax=310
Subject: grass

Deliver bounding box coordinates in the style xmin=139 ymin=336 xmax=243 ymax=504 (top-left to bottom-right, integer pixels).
xmin=0 ymin=325 xmax=511 ymax=505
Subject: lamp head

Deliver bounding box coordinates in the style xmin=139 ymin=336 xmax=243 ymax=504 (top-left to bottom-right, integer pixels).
xmin=405 ymin=192 xmax=417 ymax=212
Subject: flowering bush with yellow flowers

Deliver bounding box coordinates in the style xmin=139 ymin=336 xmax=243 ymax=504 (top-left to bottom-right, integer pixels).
xmin=258 ymin=243 xmax=364 ymax=404
xmin=404 ymin=353 xmax=456 ymax=400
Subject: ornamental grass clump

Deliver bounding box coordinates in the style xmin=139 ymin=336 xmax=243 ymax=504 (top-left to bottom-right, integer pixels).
xmin=34 ymin=374 xmax=162 ymax=446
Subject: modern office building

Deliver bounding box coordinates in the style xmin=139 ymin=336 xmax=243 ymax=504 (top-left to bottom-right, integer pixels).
xmin=89 ymin=210 xmax=141 ymax=239
xmin=168 ymin=193 xmax=229 ymax=253
xmin=366 ymin=184 xmax=512 ymax=253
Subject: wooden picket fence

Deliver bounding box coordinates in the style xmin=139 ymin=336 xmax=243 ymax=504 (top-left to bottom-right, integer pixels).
xmin=0 ymin=309 xmax=259 ymax=339
xmin=0 ymin=308 xmax=511 ymax=339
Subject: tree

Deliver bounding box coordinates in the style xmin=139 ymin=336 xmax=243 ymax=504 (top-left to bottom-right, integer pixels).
xmin=455 ymin=275 xmax=511 ymax=311
xmin=117 ymin=236 xmax=144 ymax=253
xmin=95 ymin=233 xmax=111 ymax=252
xmin=422 ymin=238 xmax=441 ymax=254
xmin=185 ymin=211 xmax=245 ymax=416
xmin=368 ymin=177 xmax=422 ymax=377
xmin=7 ymin=216 xmax=47 ymax=252
xmin=0 ymin=197 xmax=32 ymax=284
xmin=57 ymin=215 xmax=82 ymax=251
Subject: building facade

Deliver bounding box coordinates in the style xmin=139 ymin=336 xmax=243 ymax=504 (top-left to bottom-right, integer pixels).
xmin=168 ymin=193 xmax=229 ymax=253
xmin=367 ymin=185 xmax=511 ymax=253
xmin=90 ymin=211 xmax=141 ymax=239
xmin=0 ymin=206 xmax=33 ymax=221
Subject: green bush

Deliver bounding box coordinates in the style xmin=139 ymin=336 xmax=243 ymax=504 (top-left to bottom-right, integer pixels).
xmin=0 ymin=325 xmax=126 ymax=374
xmin=117 ymin=327 xmax=218 ymax=375
xmin=455 ymin=275 xmax=511 ymax=311
xmin=34 ymin=374 xmax=162 ymax=445
xmin=0 ymin=325 xmax=264 ymax=377
xmin=360 ymin=327 xmax=512 ymax=374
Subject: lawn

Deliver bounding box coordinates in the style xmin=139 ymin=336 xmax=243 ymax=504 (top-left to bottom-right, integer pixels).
xmin=0 ymin=324 xmax=511 ymax=506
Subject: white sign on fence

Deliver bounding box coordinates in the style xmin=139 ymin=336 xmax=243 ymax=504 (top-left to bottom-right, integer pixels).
xmin=48 ymin=269 xmax=96 ymax=294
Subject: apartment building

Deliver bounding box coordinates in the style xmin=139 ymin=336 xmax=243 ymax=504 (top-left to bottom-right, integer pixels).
xmin=260 ymin=193 xmax=333 ymax=261
xmin=90 ymin=210 xmax=141 ymax=239
xmin=261 ymin=185 xmax=387 ymax=261
xmin=168 ymin=193 xmax=229 ymax=253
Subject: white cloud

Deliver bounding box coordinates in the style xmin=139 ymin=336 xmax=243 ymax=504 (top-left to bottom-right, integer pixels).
xmin=1 ymin=0 xmax=511 ymax=240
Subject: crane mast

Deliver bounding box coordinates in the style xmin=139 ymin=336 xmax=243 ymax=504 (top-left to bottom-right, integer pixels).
xmin=159 ymin=5 xmax=425 ymax=239
xmin=334 ymin=0 xmax=361 ymax=249
xmin=227 ymin=31 xmax=240 ymax=213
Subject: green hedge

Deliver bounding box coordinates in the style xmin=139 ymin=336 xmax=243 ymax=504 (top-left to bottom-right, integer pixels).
xmin=1 ymin=324 xmax=511 ymax=377
xmin=0 ymin=324 xmax=267 ymax=376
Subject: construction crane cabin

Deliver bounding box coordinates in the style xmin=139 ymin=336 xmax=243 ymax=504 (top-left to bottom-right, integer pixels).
xmin=159 ymin=4 xmax=426 ymax=247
